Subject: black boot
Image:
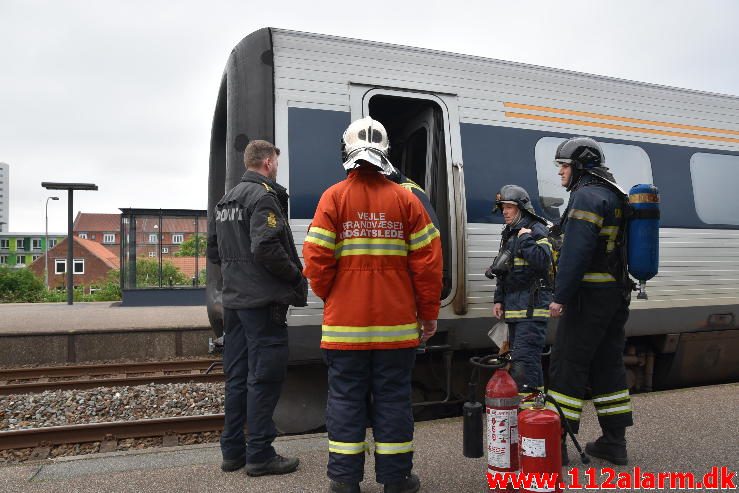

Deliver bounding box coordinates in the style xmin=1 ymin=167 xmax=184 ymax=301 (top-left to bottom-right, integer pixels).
xmin=585 ymin=428 xmax=627 ymax=465
xmin=384 ymin=473 xmax=420 ymax=493
xmin=329 ymin=480 xmax=361 ymax=493
xmin=244 ymin=454 xmax=300 ymax=476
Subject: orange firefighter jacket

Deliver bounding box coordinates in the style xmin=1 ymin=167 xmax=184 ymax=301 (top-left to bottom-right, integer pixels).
xmin=303 ymin=168 xmax=443 ymax=350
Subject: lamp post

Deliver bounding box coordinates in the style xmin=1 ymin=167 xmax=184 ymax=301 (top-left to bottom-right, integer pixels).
xmin=41 ymin=182 xmax=98 ymax=305
xmin=44 ymin=196 xmax=60 ymax=288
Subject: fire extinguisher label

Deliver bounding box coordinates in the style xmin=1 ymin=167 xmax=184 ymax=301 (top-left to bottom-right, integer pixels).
xmin=486 ymin=407 xmax=518 ymax=469
xmin=521 ymin=436 xmax=547 ymax=458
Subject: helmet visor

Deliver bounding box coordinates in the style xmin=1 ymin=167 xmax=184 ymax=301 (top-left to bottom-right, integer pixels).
xmin=554 ymin=159 xmax=573 ymax=168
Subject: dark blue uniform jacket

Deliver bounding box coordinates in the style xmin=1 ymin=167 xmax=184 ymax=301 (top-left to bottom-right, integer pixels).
xmin=554 ymin=174 xmax=627 ymax=305
xmin=493 ymin=215 xmax=553 ymax=321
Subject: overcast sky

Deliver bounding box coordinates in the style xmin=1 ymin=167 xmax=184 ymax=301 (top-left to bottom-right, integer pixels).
xmin=2 ymin=0 xmax=738 ymax=233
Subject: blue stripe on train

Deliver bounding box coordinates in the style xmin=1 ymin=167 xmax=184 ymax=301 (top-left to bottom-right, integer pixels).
xmin=287 ymin=107 xmax=739 ymax=229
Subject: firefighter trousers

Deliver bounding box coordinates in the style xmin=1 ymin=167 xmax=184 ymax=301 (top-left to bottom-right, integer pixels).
xmin=323 ymin=348 xmax=416 ymax=484
xmin=508 ymin=320 xmax=547 ymax=391
xmin=221 ymin=306 xmax=288 ymax=463
xmin=548 ymin=288 xmax=633 ymax=434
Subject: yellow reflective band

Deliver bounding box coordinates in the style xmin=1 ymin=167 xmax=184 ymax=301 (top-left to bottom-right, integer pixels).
xmin=595 ymin=403 xmax=632 ymax=416
xmin=546 ymin=402 xmax=581 ymax=420
xmin=305 ymin=235 xmax=335 ymax=250
xmin=504 ymin=309 xmax=550 ymax=319
xmin=410 ymin=223 xmax=436 ymax=241
xmin=305 ymin=226 xmax=337 ymax=250
xmin=593 ymin=389 xmax=630 ymax=403
xmin=309 ymin=226 xmax=336 ymax=239
xmin=336 ymin=238 xmax=406 ymax=247
xmin=328 ymin=440 xmax=368 ymax=455
xmin=583 ymin=272 xmax=616 ymax=282
xmin=600 ymin=226 xmax=618 ymax=235
xmin=536 ymin=238 xmax=552 ymax=248
xmin=334 ymin=238 xmax=409 ymax=258
xmin=514 ymin=258 xmax=529 ymax=266
xmin=568 ymin=209 xmax=604 ymax=227
xmin=548 ymin=390 xmax=584 ymax=409
xmin=322 ymin=323 xmax=419 ymax=344
xmin=408 ymin=223 xmax=440 ymax=251
xmin=375 ymin=441 xmax=413 ymax=455
xmin=401 ymin=181 xmax=424 ymax=192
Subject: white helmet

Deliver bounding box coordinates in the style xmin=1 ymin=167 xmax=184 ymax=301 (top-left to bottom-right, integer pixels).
xmin=341 ymin=117 xmax=393 ymax=175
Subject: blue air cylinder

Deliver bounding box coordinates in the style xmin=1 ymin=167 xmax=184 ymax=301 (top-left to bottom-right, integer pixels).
xmin=627 ymin=184 xmax=660 ymax=299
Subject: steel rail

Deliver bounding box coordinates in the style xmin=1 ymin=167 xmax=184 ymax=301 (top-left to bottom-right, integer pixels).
xmin=0 ymin=372 xmax=225 ymax=395
xmin=0 ymin=359 xmax=224 ymax=395
xmin=0 ymin=414 xmax=226 ymax=450
xmin=0 ymin=359 xmax=220 ymax=380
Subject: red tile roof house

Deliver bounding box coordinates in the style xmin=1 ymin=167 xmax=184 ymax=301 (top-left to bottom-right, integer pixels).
xmin=28 ymin=237 xmax=120 ymax=293
xmin=73 ymin=212 xmax=207 ymax=258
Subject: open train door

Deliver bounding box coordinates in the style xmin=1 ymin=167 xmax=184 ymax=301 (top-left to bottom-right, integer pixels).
xmin=352 ymin=87 xmax=468 ymax=314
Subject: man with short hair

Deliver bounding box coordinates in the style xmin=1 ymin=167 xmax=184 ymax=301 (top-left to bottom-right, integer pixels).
xmin=548 ymin=136 xmax=633 ymax=466
xmin=207 ymin=139 xmax=308 ymax=475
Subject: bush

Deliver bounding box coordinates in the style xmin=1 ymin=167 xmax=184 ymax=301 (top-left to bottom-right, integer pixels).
xmin=134 ymin=258 xmax=190 ymax=287
xmin=0 ymin=266 xmax=46 ymax=303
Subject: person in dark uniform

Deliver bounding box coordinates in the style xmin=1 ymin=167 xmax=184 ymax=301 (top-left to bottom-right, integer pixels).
xmin=387 ymin=167 xmax=441 ymax=232
xmin=486 ymin=185 xmax=553 ymax=404
xmin=547 ymin=136 xmax=633 ymax=466
xmin=207 ymin=139 xmax=308 ymax=475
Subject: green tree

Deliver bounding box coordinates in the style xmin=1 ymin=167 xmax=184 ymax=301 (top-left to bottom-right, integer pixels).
xmin=0 ymin=266 xmax=45 ymax=303
xmin=135 ymin=258 xmax=189 ymax=287
xmin=175 ymin=234 xmax=206 ymax=257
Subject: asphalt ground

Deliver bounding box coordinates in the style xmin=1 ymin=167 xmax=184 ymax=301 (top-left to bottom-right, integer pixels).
xmin=0 ymin=302 xmax=209 ymax=334
xmin=1 ymin=382 xmax=737 ymax=493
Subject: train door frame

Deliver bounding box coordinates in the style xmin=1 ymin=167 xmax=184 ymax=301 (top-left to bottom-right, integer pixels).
xmin=349 ymin=86 xmax=468 ymax=313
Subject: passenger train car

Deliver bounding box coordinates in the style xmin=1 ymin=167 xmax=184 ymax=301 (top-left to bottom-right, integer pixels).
xmin=207 ymin=28 xmax=739 ymax=430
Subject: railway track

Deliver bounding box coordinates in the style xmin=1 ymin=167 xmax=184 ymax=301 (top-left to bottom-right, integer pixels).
xmin=0 ymin=359 xmax=224 ymax=395
xmin=0 ymin=414 xmax=226 ymax=456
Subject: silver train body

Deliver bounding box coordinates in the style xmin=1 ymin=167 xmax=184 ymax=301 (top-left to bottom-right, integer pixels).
xmin=208 ymin=28 xmax=739 ymax=395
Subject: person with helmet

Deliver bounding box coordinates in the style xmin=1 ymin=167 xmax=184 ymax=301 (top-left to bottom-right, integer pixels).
xmin=547 ymin=136 xmax=633 ymax=466
xmin=206 ymin=140 xmax=308 ymax=475
xmin=303 ymin=116 xmax=443 ymax=493
xmin=485 ymin=185 xmax=553 ymax=403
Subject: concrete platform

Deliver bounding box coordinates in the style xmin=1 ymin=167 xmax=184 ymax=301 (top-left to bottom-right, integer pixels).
xmin=2 ymin=383 xmax=737 ymax=492
xmin=0 ymin=302 xmax=211 ymax=365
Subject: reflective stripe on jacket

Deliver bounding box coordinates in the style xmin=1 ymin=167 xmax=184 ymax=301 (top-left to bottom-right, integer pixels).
xmin=492 ymin=216 xmax=553 ymax=321
xmin=303 ymin=168 xmax=443 ymax=350
xmin=554 ymin=174 xmax=626 ymax=304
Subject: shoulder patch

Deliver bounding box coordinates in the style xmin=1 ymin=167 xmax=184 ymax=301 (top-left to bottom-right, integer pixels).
xmin=267 ymin=211 xmax=278 ymax=228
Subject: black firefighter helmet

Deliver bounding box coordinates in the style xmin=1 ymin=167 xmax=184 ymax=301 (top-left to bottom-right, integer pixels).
xmin=555 ymin=136 xmax=606 ymax=190
xmin=554 ymin=136 xmax=604 ymax=170
xmin=493 ymin=184 xmax=536 ymax=215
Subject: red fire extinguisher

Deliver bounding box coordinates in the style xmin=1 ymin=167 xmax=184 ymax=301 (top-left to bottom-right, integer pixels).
xmin=518 ymin=389 xmax=590 ymax=492
xmin=468 ymin=352 xmax=520 ymax=492
xmin=519 ymin=393 xmax=562 ymax=493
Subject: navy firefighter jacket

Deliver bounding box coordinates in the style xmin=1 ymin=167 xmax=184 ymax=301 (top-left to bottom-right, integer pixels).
xmin=492 ymin=215 xmax=553 ymax=321
xmin=554 ymin=173 xmax=627 ymax=305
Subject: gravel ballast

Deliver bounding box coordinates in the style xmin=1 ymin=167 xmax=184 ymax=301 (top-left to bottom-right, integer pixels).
xmin=1 ymin=382 xmax=226 ymax=431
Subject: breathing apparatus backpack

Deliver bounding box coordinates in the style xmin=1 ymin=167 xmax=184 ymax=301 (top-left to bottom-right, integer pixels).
xmin=547 ymin=178 xmax=660 ymax=299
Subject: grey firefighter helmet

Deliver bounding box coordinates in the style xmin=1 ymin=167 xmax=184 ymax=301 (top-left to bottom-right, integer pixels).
xmin=493 ymin=184 xmax=536 ymax=215
xmin=341 ymin=116 xmax=394 ymax=175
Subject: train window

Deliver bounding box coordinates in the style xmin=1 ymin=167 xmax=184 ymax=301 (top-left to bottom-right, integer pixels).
xmin=535 ymin=137 xmax=653 ymax=220
xmin=690 ymin=153 xmax=739 ymax=225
